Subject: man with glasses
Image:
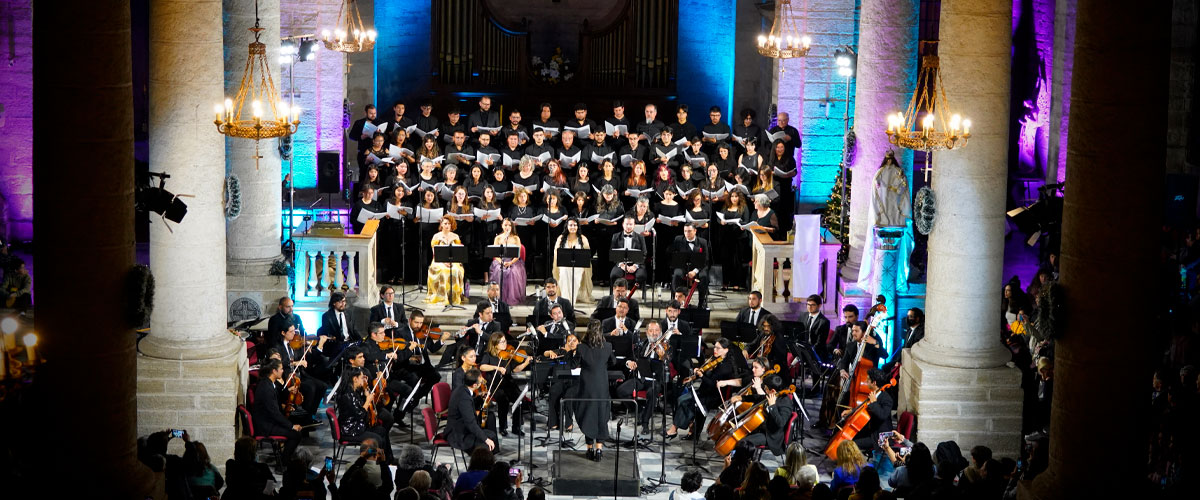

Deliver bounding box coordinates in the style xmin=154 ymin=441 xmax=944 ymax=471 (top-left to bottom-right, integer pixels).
xmin=802 ymin=294 xmax=832 ymax=360
xmin=369 ymin=285 xmax=406 ymax=335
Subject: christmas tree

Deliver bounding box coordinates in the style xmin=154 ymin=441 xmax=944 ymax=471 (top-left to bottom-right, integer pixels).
xmin=822 ymin=167 xmax=851 ymax=241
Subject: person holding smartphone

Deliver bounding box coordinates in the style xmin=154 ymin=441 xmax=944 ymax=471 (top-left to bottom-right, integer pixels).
xmin=476 ymin=461 xmax=523 ymax=500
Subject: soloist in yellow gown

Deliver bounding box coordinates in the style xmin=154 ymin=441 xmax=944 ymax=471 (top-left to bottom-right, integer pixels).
xmin=426 ymin=234 xmax=465 ymax=305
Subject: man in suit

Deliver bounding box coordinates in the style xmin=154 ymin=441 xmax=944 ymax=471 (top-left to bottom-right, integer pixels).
xmin=735 ymin=291 xmax=774 ymax=327
xmin=836 ymin=321 xmax=888 ymax=379
xmin=845 ymin=369 xmax=894 ymax=453
xmin=446 ymin=368 xmax=497 ymax=452
xmin=348 ymin=104 xmax=380 ymax=157
xmin=827 ymin=304 xmax=859 ymax=360
xmin=484 ymin=281 xmax=512 ymax=329
xmin=317 ymin=292 xmax=359 ymax=360
xmin=464 ymin=301 xmax=504 ymax=354
xmin=609 ymin=216 xmax=648 ymax=288
xmin=739 ymin=374 xmax=796 ymax=457
xmin=390 ymin=313 xmax=444 ymax=412
xmin=801 ymin=294 xmax=832 ymax=360
xmin=368 ymin=285 xmax=406 ymax=335
xmin=269 ymin=324 xmax=329 ymax=424
xmin=882 ymin=307 xmax=924 ymax=374
xmin=595 ymin=278 xmax=641 ymax=321
xmin=659 ymin=300 xmax=696 ymax=371
xmin=467 ymin=95 xmax=501 ymax=141
xmin=601 ymin=298 xmax=638 ymax=345
xmin=669 ymin=224 xmax=710 ymax=305
xmin=531 ymin=278 xmax=575 ymax=323
xmin=264 ymin=296 xmax=307 ymax=359
xmin=251 ymin=360 xmax=305 ymax=459
xmin=535 ymin=303 xmax=574 ymax=340
xmin=616 ymin=321 xmax=669 ymax=432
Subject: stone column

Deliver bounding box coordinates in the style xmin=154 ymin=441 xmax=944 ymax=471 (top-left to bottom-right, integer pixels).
xmin=1023 ymin=3 xmax=1169 ymax=498
xmin=842 ymin=0 xmax=919 ymax=282
xmin=225 ymin=0 xmax=288 ymax=321
xmin=30 ymin=1 xmax=155 ymax=496
xmin=900 ymin=0 xmax=1023 ymax=459
xmin=1046 ymin=0 xmax=1076 ymax=184
xmin=138 ymin=0 xmax=248 ymax=464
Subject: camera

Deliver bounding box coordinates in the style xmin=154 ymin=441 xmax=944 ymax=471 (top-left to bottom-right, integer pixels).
xmin=170 ymin=429 xmax=184 ymax=439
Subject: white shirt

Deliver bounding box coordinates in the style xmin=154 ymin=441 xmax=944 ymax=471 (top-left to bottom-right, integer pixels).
xmin=748 ymin=307 xmax=760 ymax=326
xmin=338 ymin=311 xmax=349 ymax=340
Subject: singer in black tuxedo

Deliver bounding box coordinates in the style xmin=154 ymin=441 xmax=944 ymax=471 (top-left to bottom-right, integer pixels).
xmin=668 ymin=225 xmax=710 ymax=304
xmin=608 ymin=217 xmax=649 ymax=286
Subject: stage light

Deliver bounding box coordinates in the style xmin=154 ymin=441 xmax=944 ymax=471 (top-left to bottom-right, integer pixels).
xmin=299 ymin=39 xmax=318 ymax=62
xmin=137 ymin=172 xmax=191 ymax=227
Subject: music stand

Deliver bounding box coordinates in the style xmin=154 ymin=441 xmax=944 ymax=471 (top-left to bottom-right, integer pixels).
xmin=484 ymin=244 xmax=521 ymax=311
xmin=720 ymin=320 xmax=758 ymax=344
xmin=432 ymin=245 xmax=468 ymax=311
xmin=556 ymin=247 xmax=593 ymax=308
xmin=609 ymin=248 xmax=645 ymax=291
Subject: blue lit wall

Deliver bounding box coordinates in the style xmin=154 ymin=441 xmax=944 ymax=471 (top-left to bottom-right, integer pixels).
xmin=375 ymin=0 xmax=432 ymax=118
xmin=677 ymin=0 xmax=737 ymax=124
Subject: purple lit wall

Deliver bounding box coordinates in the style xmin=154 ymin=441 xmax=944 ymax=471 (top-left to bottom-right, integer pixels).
xmin=1010 ymin=0 xmax=1056 ymax=198
xmin=0 ymin=0 xmax=33 ymax=242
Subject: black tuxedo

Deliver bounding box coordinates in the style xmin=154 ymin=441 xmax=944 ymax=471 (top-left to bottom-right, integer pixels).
xmin=531 ymin=295 xmax=575 ymax=323
xmin=669 ymin=236 xmax=710 ymax=300
xmin=616 ymin=334 xmax=668 ymax=426
xmin=595 ymin=294 xmax=641 ymax=321
xmin=800 ymin=312 xmax=832 ymax=360
xmin=852 ymin=390 xmax=895 ymax=452
xmin=735 ymin=306 xmax=774 ymax=328
xmin=264 ymin=311 xmax=306 ymax=358
xmin=446 ymin=383 xmax=496 ymax=452
xmin=741 ymin=394 xmax=795 ymax=456
xmin=539 ymin=320 xmax=574 ymax=340
xmin=317 ymin=309 xmax=360 ymax=359
xmin=389 ymin=324 xmax=443 ymax=410
xmin=369 ymin=302 xmax=406 ymax=332
xmin=482 ymin=298 xmax=513 ymax=332
xmin=601 ymin=315 xmax=638 ymax=346
xmin=662 ymin=318 xmax=700 ymax=374
xmin=901 ymin=323 xmax=925 ymax=349
xmin=609 ymin=231 xmax=649 ymax=285
xmin=251 ymin=379 xmax=302 ymax=457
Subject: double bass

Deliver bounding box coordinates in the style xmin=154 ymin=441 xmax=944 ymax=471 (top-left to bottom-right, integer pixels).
xmin=713 ymin=384 xmax=796 ymax=456
xmin=830 ymin=313 xmax=887 ymax=419
xmin=824 ymin=377 xmax=897 ymax=459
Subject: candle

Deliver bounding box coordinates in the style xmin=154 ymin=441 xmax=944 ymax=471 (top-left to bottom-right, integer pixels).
xmin=214 ymin=104 xmax=223 ymax=122
xmin=292 ymin=105 xmax=301 ymax=122
xmin=22 ymin=333 xmax=36 ymax=364
xmin=3 ymin=331 xmax=14 ymax=351
xmin=963 ymin=119 xmax=972 ymax=135
xmin=0 ymin=347 xmax=6 ymax=379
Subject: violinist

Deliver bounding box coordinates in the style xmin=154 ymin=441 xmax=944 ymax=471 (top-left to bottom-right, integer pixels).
xmin=748 ymin=315 xmax=788 ymax=372
xmin=601 ymin=298 xmax=637 ymax=344
xmin=392 ymin=311 xmax=442 ymax=406
xmin=360 ymin=322 xmax=415 ymax=421
xmin=446 ymin=368 xmax=497 ymax=452
xmin=251 ymin=360 xmax=304 ymax=459
xmin=478 ymin=331 xmax=532 ymax=437
xmin=841 ymin=368 xmax=893 ymax=453
xmin=542 ymin=333 xmax=579 ymax=432
xmin=451 ymin=348 xmax=477 ymax=389
xmin=668 ymin=338 xmax=743 ymax=440
xmin=616 ymin=321 xmax=669 ymax=432
xmin=736 ymin=374 xmax=794 ymax=457
xmin=336 ymin=366 xmax=395 ymax=462
xmin=728 ymin=358 xmax=773 ymax=404
xmin=273 ymin=324 xmax=330 ymax=424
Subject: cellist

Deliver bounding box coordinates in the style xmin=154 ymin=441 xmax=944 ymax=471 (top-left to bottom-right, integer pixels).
xmin=840 ymin=368 xmax=893 ymax=453
xmin=336 ymin=366 xmax=395 ymax=462
xmin=667 ymin=338 xmax=745 ymax=440
xmin=735 ymin=374 xmax=794 ymax=457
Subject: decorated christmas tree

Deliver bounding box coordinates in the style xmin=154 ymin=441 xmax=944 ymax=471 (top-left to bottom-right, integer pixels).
xmin=822 ymin=167 xmax=851 ymax=241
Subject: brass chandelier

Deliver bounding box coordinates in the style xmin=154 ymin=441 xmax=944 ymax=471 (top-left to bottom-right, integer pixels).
xmin=885 ymin=41 xmax=971 ymax=160
xmin=757 ymin=0 xmax=812 ymax=59
xmin=214 ymin=2 xmax=300 ymax=147
xmin=321 ymin=0 xmax=377 ymax=53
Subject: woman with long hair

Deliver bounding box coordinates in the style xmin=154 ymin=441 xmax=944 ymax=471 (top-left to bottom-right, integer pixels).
xmin=476 ymin=461 xmax=523 ymax=500
xmin=553 ymin=218 xmax=594 ymax=304
xmin=774 ymin=441 xmax=819 ymax=486
xmin=592 ymin=159 xmax=623 ymax=193
xmin=487 ymin=218 xmax=527 ymax=305
xmin=416 ymin=134 xmax=441 ymax=165
xmin=182 ymin=440 xmax=224 ymax=498
xmin=539 ymin=190 xmax=569 ymax=278
xmin=684 ymin=190 xmax=711 ymax=228
xmin=449 ymin=185 xmax=478 ymax=277
xmin=464 ymin=163 xmax=490 ymax=199
xmin=565 ymin=322 xmax=614 ymax=460
xmin=830 ymin=439 xmax=869 ymax=492
xmin=766 ymin=139 xmax=797 ymax=234
xmin=337 ymin=366 xmax=395 ymax=461
xmin=718 ymin=190 xmax=750 ymax=290
xmin=652 ymin=163 xmax=677 ymax=201
xmin=736 ymin=138 xmax=763 ymax=181
xmin=544 ymin=159 xmax=568 ymax=189
xmin=624 ymin=160 xmax=650 ymax=207
xmin=451 ymin=347 xmax=477 ymax=389
xmin=594 ymin=184 xmax=624 ymax=281
xmin=738 ymin=462 xmax=771 ymax=500
xmin=479 ymin=332 xmax=533 ymax=436
xmin=426 ymin=215 xmax=465 ymax=305
xmin=392 ymin=128 xmax=416 ymax=166
xmin=570 ymin=164 xmax=593 ymax=196
xmin=415 ymin=188 xmax=442 ymax=282
xmin=380 ymin=182 xmax=413 ymax=284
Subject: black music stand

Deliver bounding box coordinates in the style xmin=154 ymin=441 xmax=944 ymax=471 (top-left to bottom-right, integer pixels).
xmin=720 ymin=320 xmax=758 ymax=344
xmin=432 ymin=245 xmax=468 ymax=311
xmin=556 ymin=247 xmax=593 ymax=308
xmin=484 ymin=244 xmax=521 ymax=309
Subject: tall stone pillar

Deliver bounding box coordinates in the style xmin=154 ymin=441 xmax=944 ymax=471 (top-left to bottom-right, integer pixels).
xmin=1045 ymin=0 xmax=1076 ymax=184
xmin=30 ymin=1 xmax=156 ymax=496
xmin=900 ymin=0 xmax=1023 ymax=459
xmin=1024 ymin=2 xmax=1169 ymax=498
xmin=225 ymin=0 xmax=288 ymax=321
xmin=842 ymin=0 xmax=919 ymax=282
xmin=138 ymin=0 xmax=249 ymax=464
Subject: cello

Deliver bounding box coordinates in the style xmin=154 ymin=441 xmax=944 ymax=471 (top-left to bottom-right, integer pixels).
xmin=835 ymin=313 xmax=887 ymax=414
xmin=707 ymin=364 xmax=781 ymax=440
xmin=713 ymin=384 xmax=796 ymax=456
xmin=824 ymin=377 xmax=896 ymax=459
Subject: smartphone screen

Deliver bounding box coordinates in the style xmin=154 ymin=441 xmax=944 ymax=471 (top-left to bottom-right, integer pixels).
xmin=324 ymin=457 xmax=334 ymax=470
xmin=509 ymin=467 xmax=519 ymax=477
xmin=171 ymin=429 xmax=184 ymax=438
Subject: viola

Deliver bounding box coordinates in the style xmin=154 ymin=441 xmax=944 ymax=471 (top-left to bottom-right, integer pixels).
xmin=713 ymin=385 xmax=796 ymax=456
xmin=375 ymin=338 xmax=411 ymax=351
xmin=413 ymin=324 xmax=444 ymax=341
xmin=825 ymin=378 xmax=897 ymax=459
xmin=281 ymin=374 xmax=304 ymax=416
xmin=496 ymin=345 xmax=531 ymax=364
xmin=681 ymin=355 xmax=724 ymax=384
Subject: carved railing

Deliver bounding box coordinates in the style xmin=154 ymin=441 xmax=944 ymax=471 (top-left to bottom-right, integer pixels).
xmin=292 ymin=220 xmax=379 ymax=305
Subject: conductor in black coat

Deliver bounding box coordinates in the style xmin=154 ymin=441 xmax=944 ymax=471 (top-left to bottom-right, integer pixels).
xmin=669 ymin=225 xmax=710 ymax=301
xmin=446 ymin=368 xmax=497 ymax=452
xmin=739 ymin=374 xmax=796 ymax=457
xmin=251 ymin=360 xmax=304 ymax=458
xmin=316 ymin=292 xmax=359 ymax=360
xmin=847 ymin=369 xmax=894 ymax=453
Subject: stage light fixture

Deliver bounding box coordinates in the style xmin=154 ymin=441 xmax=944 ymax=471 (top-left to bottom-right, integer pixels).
xmin=136 ymin=171 xmax=193 ymax=230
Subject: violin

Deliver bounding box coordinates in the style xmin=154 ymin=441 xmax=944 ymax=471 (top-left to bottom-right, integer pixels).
xmin=288 ymin=334 xmax=319 ymax=350
xmin=714 ymin=384 xmax=796 ymax=456
xmin=281 ymin=373 xmax=304 ymax=416
xmin=497 ymin=345 xmax=532 ymax=364
xmin=375 ymin=338 xmax=411 ymax=351
xmin=413 ymin=323 xmax=444 ymax=341
xmin=681 ymin=355 xmax=724 ymax=384
xmin=751 ymin=329 xmax=775 ymax=359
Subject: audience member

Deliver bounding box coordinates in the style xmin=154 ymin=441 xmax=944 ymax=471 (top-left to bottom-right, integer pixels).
xmin=224 ymin=436 xmax=278 ymax=499
xmin=739 ymin=462 xmax=770 ymax=500
xmin=453 ymin=446 xmax=495 ymax=495
xmin=672 ymin=469 xmax=707 ymax=500
xmin=277 ymin=448 xmax=336 ymax=500
xmin=340 ymin=439 xmax=394 ymax=500
xmin=829 ymin=440 xmax=869 ymax=492
xmin=181 ymin=440 xmax=224 ymax=498
xmin=476 ymin=461 xmax=523 ymax=500
xmin=847 ymin=467 xmax=880 ymax=500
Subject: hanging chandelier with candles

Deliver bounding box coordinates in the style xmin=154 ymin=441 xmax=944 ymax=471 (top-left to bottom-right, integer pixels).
xmin=321 ymin=0 xmax=377 ymax=53
xmin=214 ymin=2 xmax=300 ymax=145
xmin=885 ymin=41 xmax=971 ymax=157
xmin=757 ymin=0 xmax=812 ymax=59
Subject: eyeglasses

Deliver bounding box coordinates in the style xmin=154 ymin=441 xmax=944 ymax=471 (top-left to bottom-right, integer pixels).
xmin=806 ymin=302 xmax=818 ymax=307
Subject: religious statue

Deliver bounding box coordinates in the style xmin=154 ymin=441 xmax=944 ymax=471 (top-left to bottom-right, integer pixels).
xmin=856 ymin=151 xmax=913 ymax=294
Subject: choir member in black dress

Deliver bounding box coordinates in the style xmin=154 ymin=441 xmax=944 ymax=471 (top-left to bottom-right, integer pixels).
xmin=448 ymin=186 xmax=477 ymax=275
xmin=415 ymin=135 xmax=442 ymax=168
xmin=359 ymin=132 xmax=388 ymax=187
xmin=636 ymin=103 xmax=667 ymax=146
xmin=446 ymin=367 xmax=498 ymax=452
xmin=731 ymin=108 xmax=764 ymax=156
xmin=701 ymin=106 xmax=732 ymax=154
xmin=654 ymin=188 xmax=684 ymax=283
xmin=738 ymin=139 xmax=766 ymax=183
xmin=442 ymin=106 xmax=467 ymax=145
xmin=667 ymin=338 xmax=745 ymax=439
xmin=511 ymin=157 xmax=541 ymax=193
xmin=616 ymin=320 xmax=669 ymax=431
xmin=531 ymin=102 xmax=560 ymax=143
xmin=464 ymin=164 xmax=490 ymax=199
xmin=766 ymin=139 xmax=798 ymax=234
xmin=477 ymin=186 xmax=503 ymax=236
xmin=624 ymin=161 xmax=651 ymax=207
xmin=750 ymin=194 xmax=780 ymax=239
xmin=415 ymin=189 xmax=442 ymax=281
xmin=381 ymin=183 xmax=413 ymax=283
xmin=594 ymin=185 xmax=625 ymax=276
xmin=683 ymin=191 xmax=712 ymax=230
xmin=593 ymin=160 xmax=623 ymax=194
xmin=669 ymin=104 xmax=698 ymax=148
xmin=252 ymin=360 xmax=306 ymax=459
xmin=467 ymin=96 xmax=501 ymax=141
xmin=538 ymin=190 xmax=569 ymax=278
xmin=336 ymin=366 xmax=395 ymax=461
xmin=568 ymin=323 xmax=615 ymax=460
xmin=478 ymin=331 xmax=533 ymax=437
xmin=713 ymin=142 xmax=739 ymax=179
xmin=652 ymin=163 xmax=677 ymax=200
xmin=349 ymin=104 xmax=380 ymax=160
xmin=718 ymin=190 xmax=752 ymax=290
xmin=490 ymin=168 xmax=513 ymax=210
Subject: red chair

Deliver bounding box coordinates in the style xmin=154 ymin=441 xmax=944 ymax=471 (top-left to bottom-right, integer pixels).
xmin=326 ymin=407 xmax=365 ymax=476
xmin=422 ymin=406 xmax=463 ymax=473
xmin=431 ymin=382 xmax=452 ymax=418
xmin=235 ymin=404 xmax=287 ymax=471
xmin=897 ymin=410 xmax=916 ymax=440
xmin=751 ymin=412 xmax=799 ymax=461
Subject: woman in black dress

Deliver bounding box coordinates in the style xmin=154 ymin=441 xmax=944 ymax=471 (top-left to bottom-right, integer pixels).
xmin=337 ymin=367 xmax=395 ymax=461
xmin=451 ymin=347 xmax=477 ymax=389
xmin=478 ymin=332 xmax=533 ymax=437
xmin=718 ymin=190 xmax=752 ymax=290
xmin=750 ymin=193 xmax=780 ymax=240
xmin=568 ymin=322 xmax=615 ymax=461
